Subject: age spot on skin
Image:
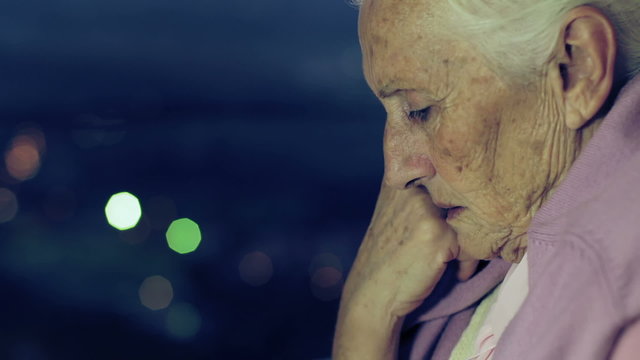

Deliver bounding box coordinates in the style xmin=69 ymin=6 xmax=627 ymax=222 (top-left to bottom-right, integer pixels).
xmin=471 ymin=76 xmax=492 ymax=86
xmin=531 ymin=140 xmax=545 ymax=154
xmin=371 ymin=34 xmax=389 ymax=50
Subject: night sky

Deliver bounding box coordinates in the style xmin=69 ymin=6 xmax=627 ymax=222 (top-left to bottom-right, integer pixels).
xmin=0 ymin=0 xmax=386 ymax=359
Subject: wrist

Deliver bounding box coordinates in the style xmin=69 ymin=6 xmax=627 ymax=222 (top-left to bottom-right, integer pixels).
xmin=333 ymin=298 xmax=405 ymax=360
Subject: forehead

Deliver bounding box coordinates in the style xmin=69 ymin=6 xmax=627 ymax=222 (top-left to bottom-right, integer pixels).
xmin=358 ymin=0 xmax=452 ymax=95
xmin=359 ymin=0 xmax=438 ymax=58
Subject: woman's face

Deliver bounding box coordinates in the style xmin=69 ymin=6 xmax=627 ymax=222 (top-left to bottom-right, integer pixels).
xmin=359 ymin=0 xmax=577 ymax=262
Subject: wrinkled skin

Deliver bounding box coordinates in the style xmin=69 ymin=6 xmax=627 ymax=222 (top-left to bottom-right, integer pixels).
xmin=358 ymin=0 xmax=592 ymax=263
xmin=333 ymin=0 xmax=606 ymax=359
xmin=333 ymin=184 xmax=465 ymax=359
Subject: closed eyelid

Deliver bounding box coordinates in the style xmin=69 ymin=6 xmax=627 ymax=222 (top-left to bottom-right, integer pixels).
xmin=405 ymin=90 xmax=439 ymax=108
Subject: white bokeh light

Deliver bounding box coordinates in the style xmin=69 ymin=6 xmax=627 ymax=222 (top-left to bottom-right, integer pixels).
xmin=105 ymin=192 xmax=142 ymax=230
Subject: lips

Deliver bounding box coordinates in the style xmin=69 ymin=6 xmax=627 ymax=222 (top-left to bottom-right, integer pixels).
xmin=432 ymin=200 xmax=465 ymax=220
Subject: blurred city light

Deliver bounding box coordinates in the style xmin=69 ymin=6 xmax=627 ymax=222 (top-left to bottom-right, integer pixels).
xmin=166 ymin=302 xmax=202 ymax=340
xmin=19 ymin=125 xmax=47 ymax=151
xmin=105 ymin=192 xmax=142 ymax=230
xmin=166 ymin=218 xmax=201 ymax=254
xmin=0 ymin=188 xmax=18 ymax=223
xmin=309 ymin=253 xmax=344 ymax=301
xmin=311 ymin=267 xmax=342 ymax=288
xmin=308 ymin=252 xmax=343 ymax=276
xmin=238 ymin=251 xmax=273 ymax=287
xmin=138 ymin=275 xmax=174 ymax=311
xmin=119 ymin=215 xmax=151 ymax=245
xmin=310 ymin=267 xmax=343 ymax=301
xmin=5 ymin=135 xmax=42 ymax=181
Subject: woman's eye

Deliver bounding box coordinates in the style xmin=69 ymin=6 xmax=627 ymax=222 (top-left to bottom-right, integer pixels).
xmin=408 ymin=107 xmax=431 ymax=122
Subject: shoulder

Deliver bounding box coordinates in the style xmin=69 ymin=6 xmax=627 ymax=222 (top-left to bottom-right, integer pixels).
xmin=562 ymin=151 xmax=640 ymax=320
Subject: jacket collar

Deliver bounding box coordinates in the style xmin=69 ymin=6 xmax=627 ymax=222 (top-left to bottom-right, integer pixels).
xmin=408 ymin=259 xmax=511 ymax=326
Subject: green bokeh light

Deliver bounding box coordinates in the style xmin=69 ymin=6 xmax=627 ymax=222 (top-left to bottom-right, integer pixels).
xmin=105 ymin=192 xmax=142 ymax=230
xmin=166 ymin=218 xmax=201 ymax=254
xmin=166 ymin=302 xmax=202 ymax=339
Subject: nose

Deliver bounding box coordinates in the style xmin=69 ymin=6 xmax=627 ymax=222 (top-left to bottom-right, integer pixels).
xmin=382 ymin=121 xmax=436 ymax=189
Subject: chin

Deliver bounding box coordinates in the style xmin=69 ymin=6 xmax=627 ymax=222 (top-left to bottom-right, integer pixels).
xmin=456 ymin=233 xmax=501 ymax=261
xmin=455 ymin=224 xmax=515 ymax=261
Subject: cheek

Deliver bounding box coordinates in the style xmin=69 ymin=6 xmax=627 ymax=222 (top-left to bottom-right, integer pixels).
xmin=431 ymin=107 xmax=500 ymax=177
xmin=433 ymin=125 xmax=469 ymax=160
xmin=429 ymin=129 xmax=471 ymax=184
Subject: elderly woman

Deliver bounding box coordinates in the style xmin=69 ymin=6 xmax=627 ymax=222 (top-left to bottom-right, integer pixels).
xmin=333 ymin=0 xmax=640 ymax=359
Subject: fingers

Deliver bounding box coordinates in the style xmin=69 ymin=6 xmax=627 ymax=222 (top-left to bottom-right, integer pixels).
xmin=457 ymin=259 xmax=479 ymax=281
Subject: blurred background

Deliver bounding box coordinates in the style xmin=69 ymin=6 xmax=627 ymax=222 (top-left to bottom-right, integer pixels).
xmin=0 ymin=0 xmax=385 ymax=359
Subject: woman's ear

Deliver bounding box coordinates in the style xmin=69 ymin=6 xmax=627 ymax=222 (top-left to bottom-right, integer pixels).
xmin=550 ymin=6 xmax=617 ymax=130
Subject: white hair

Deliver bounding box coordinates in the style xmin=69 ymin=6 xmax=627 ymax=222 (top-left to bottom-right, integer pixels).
xmin=353 ymin=0 xmax=640 ymax=83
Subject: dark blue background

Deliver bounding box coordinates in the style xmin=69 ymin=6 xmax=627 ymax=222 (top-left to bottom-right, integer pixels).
xmin=0 ymin=0 xmax=385 ymax=359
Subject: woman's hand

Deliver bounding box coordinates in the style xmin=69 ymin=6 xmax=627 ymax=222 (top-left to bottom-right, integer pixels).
xmin=332 ymin=184 xmax=478 ymax=360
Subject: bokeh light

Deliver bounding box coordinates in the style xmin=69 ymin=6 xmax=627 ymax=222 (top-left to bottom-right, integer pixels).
xmin=308 ymin=252 xmax=343 ymax=276
xmin=166 ymin=302 xmax=202 ymax=340
xmin=238 ymin=251 xmax=273 ymax=287
xmin=309 ymin=253 xmax=344 ymax=301
xmin=5 ymin=135 xmax=41 ymax=181
xmin=312 ymin=267 xmax=342 ymax=288
xmin=105 ymin=192 xmax=142 ymax=230
xmin=119 ymin=215 xmax=151 ymax=245
xmin=166 ymin=218 xmax=201 ymax=254
xmin=19 ymin=125 xmax=47 ymax=152
xmin=138 ymin=275 xmax=174 ymax=311
xmin=0 ymin=188 xmax=18 ymax=223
